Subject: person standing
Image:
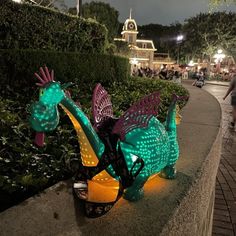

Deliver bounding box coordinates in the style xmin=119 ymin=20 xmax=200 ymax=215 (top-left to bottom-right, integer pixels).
xmin=223 ymin=75 xmax=236 ymax=127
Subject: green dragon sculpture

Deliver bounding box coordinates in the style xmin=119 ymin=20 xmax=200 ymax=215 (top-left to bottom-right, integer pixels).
xmin=29 ymin=66 xmax=186 ymax=218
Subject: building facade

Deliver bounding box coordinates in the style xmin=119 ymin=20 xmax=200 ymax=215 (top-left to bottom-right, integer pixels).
xmin=114 ymin=11 xmax=175 ymax=70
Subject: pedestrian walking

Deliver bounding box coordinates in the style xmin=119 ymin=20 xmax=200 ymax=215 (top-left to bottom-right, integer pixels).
xmin=223 ymin=75 xmax=236 ymax=127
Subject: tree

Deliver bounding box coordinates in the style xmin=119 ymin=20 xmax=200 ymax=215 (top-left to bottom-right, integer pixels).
xmin=24 ymin=0 xmax=67 ymax=11
xmin=138 ymin=23 xmax=182 ymax=58
xmin=68 ymin=7 xmax=77 ymax=15
xmin=210 ymin=0 xmax=236 ymax=4
xmin=209 ymin=0 xmax=236 ymax=12
xmin=81 ymin=1 xmax=119 ymax=41
xmin=182 ymin=12 xmax=236 ymax=62
xmin=113 ymin=40 xmax=130 ymax=57
xmin=24 ymin=0 xmax=55 ymax=7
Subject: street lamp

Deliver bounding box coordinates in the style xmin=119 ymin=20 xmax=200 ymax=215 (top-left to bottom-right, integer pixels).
xmin=213 ymin=49 xmax=225 ymax=73
xmin=188 ymin=60 xmax=195 ymax=67
xmin=12 ymin=0 xmax=22 ymax=2
xmin=176 ymin=34 xmax=184 ymax=65
xmin=176 ymin=35 xmax=184 ymax=42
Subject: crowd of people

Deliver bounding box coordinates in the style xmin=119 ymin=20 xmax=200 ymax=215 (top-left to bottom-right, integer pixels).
xmin=132 ymin=64 xmax=236 ymax=86
xmin=132 ymin=65 xmax=183 ymax=83
xmin=132 ymin=63 xmax=236 ymax=129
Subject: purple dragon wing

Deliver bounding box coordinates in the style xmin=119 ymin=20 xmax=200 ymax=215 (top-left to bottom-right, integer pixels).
xmin=112 ymin=92 xmax=161 ymax=141
xmin=92 ymin=83 xmax=114 ymax=129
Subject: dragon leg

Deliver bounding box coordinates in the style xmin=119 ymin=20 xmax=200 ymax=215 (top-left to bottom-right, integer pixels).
xmin=159 ymin=130 xmax=179 ymax=180
xmin=159 ymin=164 xmax=177 ymax=179
xmin=123 ymin=175 xmax=149 ymax=201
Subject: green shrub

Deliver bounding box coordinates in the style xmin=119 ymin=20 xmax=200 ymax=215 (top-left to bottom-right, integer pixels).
xmin=113 ymin=40 xmax=130 ymax=57
xmin=108 ymin=77 xmax=189 ymax=122
xmin=0 ymin=0 xmax=107 ymax=52
xmin=0 ymin=49 xmax=130 ymax=99
xmin=0 ymin=96 xmax=77 ymax=204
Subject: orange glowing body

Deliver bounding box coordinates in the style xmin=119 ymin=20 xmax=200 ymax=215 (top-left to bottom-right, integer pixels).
xmin=61 ymin=105 xmax=120 ymax=203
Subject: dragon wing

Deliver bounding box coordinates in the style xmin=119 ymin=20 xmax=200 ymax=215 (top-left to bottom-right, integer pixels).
xmin=112 ymin=92 xmax=161 ymax=141
xmin=92 ymin=83 xmax=114 ymax=129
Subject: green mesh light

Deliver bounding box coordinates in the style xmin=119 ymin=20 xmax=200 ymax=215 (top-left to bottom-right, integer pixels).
xmin=29 ymin=67 xmax=184 ymax=218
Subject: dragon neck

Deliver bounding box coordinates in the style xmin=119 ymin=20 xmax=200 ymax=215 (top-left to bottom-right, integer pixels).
xmin=165 ymin=100 xmax=177 ymax=133
xmin=60 ymin=96 xmax=104 ymax=161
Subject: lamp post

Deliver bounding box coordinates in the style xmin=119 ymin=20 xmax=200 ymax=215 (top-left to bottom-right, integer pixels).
xmin=213 ymin=49 xmax=225 ymax=73
xmin=76 ymin=0 xmax=82 ymax=17
xmin=176 ymin=35 xmax=184 ymax=65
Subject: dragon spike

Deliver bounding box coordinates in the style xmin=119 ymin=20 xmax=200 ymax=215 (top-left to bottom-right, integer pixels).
xmin=171 ymin=94 xmax=189 ymax=103
xmin=35 ymin=66 xmax=54 ymax=87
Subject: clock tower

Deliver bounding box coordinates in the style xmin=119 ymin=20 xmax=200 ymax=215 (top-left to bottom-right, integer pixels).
xmin=121 ymin=9 xmax=138 ymax=45
xmin=114 ymin=9 xmax=159 ymax=70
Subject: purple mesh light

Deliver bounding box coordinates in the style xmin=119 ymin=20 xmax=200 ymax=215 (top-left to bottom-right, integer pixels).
xmin=112 ymin=92 xmax=161 ymax=141
xmin=92 ymin=83 xmax=114 ymax=129
xmin=35 ymin=66 xmax=54 ymax=87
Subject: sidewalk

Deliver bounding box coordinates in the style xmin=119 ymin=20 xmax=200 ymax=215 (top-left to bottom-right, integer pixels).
xmin=213 ymin=112 xmax=236 ymax=235
xmin=206 ymin=80 xmax=230 ymax=87
xmin=203 ymin=85 xmax=236 ymax=236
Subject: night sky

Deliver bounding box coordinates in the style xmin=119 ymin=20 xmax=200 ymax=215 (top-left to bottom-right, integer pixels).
xmin=66 ymin=0 xmax=236 ymax=25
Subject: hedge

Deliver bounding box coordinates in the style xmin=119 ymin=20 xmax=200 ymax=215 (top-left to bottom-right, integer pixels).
xmin=0 ymin=49 xmax=130 ymax=99
xmin=0 ymin=0 xmax=108 ymax=53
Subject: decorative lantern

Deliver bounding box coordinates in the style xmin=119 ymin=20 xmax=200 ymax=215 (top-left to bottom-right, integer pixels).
xmin=29 ymin=66 xmax=187 ymax=217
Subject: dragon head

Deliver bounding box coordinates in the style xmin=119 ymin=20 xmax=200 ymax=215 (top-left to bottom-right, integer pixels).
xmin=29 ymin=67 xmax=67 ymax=146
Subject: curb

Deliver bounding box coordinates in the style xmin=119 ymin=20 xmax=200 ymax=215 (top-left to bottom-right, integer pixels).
xmin=205 ymin=82 xmax=229 ymax=87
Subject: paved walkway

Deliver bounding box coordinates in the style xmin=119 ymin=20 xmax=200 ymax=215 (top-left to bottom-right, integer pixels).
xmin=203 ymin=84 xmax=236 ymax=236
xmin=206 ymin=80 xmax=230 ymax=87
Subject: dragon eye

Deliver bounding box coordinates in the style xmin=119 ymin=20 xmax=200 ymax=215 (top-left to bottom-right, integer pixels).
xmin=39 ymin=89 xmax=44 ymax=97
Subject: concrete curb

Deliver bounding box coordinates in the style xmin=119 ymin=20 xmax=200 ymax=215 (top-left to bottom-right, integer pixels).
xmin=206 ymin=81 xmax=229 ymax=87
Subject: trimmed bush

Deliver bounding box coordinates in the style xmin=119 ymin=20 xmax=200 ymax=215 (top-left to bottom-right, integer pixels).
xmin=113 ymin=40 xmax=130 ymax=57
xmin=0 ymin=0 xmax=108 ymax=53
xmin=0 ymin=49 xmax=130 ymax=99
xmin=108 ymin=77 xmax=189 ymax=122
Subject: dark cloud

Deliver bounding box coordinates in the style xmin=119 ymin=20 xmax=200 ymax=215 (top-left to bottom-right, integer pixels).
xmin=66 ymin=0 xmax=236 ymax=25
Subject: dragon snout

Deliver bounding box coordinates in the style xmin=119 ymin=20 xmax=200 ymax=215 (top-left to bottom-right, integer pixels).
xmin=29 ymin=103 xmax=59 ymax=147
xmin=29 ymin=102 xmax=59 ymax=132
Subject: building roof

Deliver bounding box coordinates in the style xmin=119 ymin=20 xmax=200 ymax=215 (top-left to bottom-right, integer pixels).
xmin=136 ymin=39 xmax=156 ymax=50
xmin=121 ymin=9 xmax=138 ymax=33
xmin=122 ymin=18 xmax=138 ymax=32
